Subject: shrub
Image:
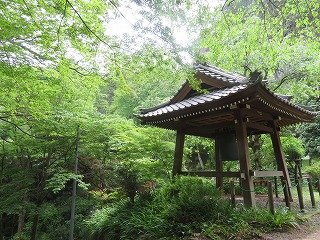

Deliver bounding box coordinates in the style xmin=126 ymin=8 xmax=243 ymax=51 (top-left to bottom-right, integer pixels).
xmin=84 ymin=176 xmax=302 ymax=239
xmin=85 ymin=176 xmax=228 ymax=239
xmin=305 ymin=161 xmax=320 ymax=179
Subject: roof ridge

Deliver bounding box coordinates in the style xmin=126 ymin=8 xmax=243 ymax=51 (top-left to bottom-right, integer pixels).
xmin=194 ymin=62 xmax=247 ymax=83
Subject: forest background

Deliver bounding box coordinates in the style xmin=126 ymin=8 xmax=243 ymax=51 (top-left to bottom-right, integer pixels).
xmin=0 ymin=0 xmax=319 ymax=239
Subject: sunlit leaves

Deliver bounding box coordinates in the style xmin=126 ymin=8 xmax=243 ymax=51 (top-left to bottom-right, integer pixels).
xmin=196 ymin=0 xmax=320 ymax=104
xmin=0 ymin=0 xmax=114 ymax=66
xmin=107 ymin=44 xmax=189 ymax=117
xmin=45 ymin=170 xmax=89 ymax=194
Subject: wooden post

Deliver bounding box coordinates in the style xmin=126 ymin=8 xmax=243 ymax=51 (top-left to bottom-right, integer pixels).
xmin=269 ymin=120 xmax=293 ymax=201
xmin=307 ymin=177 xmax=316 ymax=208
xmin=267 ymin=181 xmax=275 ymax=215
xmin=283 ymin=180 xmax=291 ymax=210
xmin=296 ymin=179 xmax=304 ymax=211
xmin=234 ymin=110 xmax=256 ymax=207
xmin=274 ymin=177 xmax=279 ymax=198
xmin=215 ymin=137 xmax=223 ymax=188
xmin=172 ymin=130 xmax=185 ymax=176
xmin=230 ymin=180 xmax=236 ymax=208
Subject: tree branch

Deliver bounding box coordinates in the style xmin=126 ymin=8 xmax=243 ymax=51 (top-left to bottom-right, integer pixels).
xmin=222 ymin=0 xmax=236 ymax=10
xmin=0 ymin=118 xmax=38 ymax=139
xmin=108 ymin=0 xmax=133 ymax=25
xmin=272 ymin=72 xmax=301 ymax=92
xmin=66 ymin=0 xmax=114 ymax=49
xmin=69 ymin=67 xmax=90 ymax=76
xmin=7 ymin=39 xmax=51 ymax=61
xmin=22 ymin=0 xmax=41 ymax=29
xmin=57 ymin=0 xmax=68 ymax=47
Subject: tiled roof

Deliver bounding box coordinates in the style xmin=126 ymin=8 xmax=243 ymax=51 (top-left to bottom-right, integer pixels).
xmin=137 ymin=63 xmax=319 ymax=121
xmin=140 ymin=85 xmax=247 ymax=118
xmin=270 ymin=90 xmax=319 ymax=116
xmin=194 ymin=63 xmax=247 ymax=85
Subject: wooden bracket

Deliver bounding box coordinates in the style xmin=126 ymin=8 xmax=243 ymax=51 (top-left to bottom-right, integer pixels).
xmin=230 ymin=104 xmax=238 ymax=109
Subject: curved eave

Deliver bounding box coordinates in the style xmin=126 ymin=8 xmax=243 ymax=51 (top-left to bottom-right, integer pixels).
xmin=137 ymin=82 xmax=318 ymax=132
xmin=138 ymin=84 xmax=250 ymax=121
xmin=255 ymin=84 xmax=318 ymax=124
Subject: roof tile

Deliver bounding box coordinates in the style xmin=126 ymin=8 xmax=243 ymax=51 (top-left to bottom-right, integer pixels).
xmin=138 ymin=63 xmax=318 ymax=119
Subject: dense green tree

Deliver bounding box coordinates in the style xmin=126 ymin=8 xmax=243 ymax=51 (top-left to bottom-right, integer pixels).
xmin=298 ymin=117 xmax=320 ymax=158
xmin=106 ymin=44 xmax=189 ymax=117
xmin=196 ymin=0 xmax=319 ymax=104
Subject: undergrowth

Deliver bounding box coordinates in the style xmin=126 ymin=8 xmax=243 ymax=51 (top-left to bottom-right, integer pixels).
xmin=84 ymin=176 xmax=304 ymax=239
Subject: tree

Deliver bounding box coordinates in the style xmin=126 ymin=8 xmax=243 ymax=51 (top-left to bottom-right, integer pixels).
xmin=0 ymin=62 xmax=104 ymax=238
xmin=298 ymin=116 xmax=320 ymax=158
xmin=195 ymin=0 xmax=319 ymax=104
xmin=105 ymin=44 xmax=189 ymax=117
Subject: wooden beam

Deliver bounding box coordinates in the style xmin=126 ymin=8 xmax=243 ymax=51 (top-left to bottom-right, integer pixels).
xmin=185 ymin=120 xmax=235 ymax=132
xmin=180 ymin=171 xmax=241 ymax=178
xmin=256 ymin=86 xmax=315 ymax=122
xmin=234 ymin=109 xmax=256 ymax=207
xmin=269 ymin=120 xmax=293 ymax=201
xmin=194 ymin=72 xmax=231 ymax=88
xmin=170 ymin=83 xmax=193 ymax=103
xmin=242 ymin=108 xmax=273 ymax=121
xmin=184 ymin=109 xmax=234 ymax=125
xmin=184 ymin=121 xmax=235 ymax=138
xmin=251 ymin=171 xmax=284 ymax=178
xmin=246 ymin=122 xmax=273 ymax=133
xmin=172 ymin=130 xmax=185 ymax=176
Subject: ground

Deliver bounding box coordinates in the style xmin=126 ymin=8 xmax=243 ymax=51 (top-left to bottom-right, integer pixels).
xmin=262 ymin=211 xmax=320 ymax=240
xmin=251 ymin=192 xmax=320 ymax=240
xmin=254 ymin=192 xmax=320 ymax=240
xmin=189 ymin=190 xmax=320 ymax=240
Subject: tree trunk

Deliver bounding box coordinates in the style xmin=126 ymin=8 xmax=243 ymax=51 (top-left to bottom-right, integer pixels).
xmin=17 ymin=210 xmax=26 ymax=233
xmin=197 ymin=152 xmax=204 ymax=169
xmin=249 ymin=135 xmax=262 ymax=170
xmin=30 ymin=214 xmax=39 ymax=240
xmin=0 ymin=213 xmax=3 ymax=240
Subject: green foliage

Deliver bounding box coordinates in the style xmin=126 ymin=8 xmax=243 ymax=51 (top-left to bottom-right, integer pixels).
xmin=298 ymin=116 xmax=320 ymax=158
xmin=108 ymin=44 xmax=188 ymax=118
xmin=184 ymin=136 xmax=215 ymax=170
xmin=305 ymin=161 xmax=320 ymax=179
xmin=45 ymin=170 xmax=89 ymax=194
xmin=260 ymin=131 xmax=305 ymax=168
xmin=196 ymin=0 xmax=320 ymax=105
xmin=84 ymin=176 xmax=302 ymax=239
xmin=84 ymin=176 xmax=227 ymax=239
xmin=0 ymin=0 xmax=114 ymax=66
xmin=204 ymin=207 xmax=302 ymax=239
xmin=33 ymin=195 xmax=99 ymax=240
xmin=244 ymin=208 xmax=303 ymax=231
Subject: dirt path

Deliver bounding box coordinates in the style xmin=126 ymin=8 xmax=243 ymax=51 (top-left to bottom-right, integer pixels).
xmin=262 ymin=211 xmax=320 ymax=240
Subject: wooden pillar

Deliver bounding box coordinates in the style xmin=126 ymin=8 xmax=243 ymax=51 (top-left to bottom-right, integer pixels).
xmin=269 ymin=120 xmax=293 ymax=201
xmin=172 ymin=130 xmax=185 ymax=176
xmin=267 ymin=181 xmax=275 ymax=215
xmin=215 ymin=137 xmax=223 ymax=188
xmin=234 ymin=110 xmax=256 ymax=207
